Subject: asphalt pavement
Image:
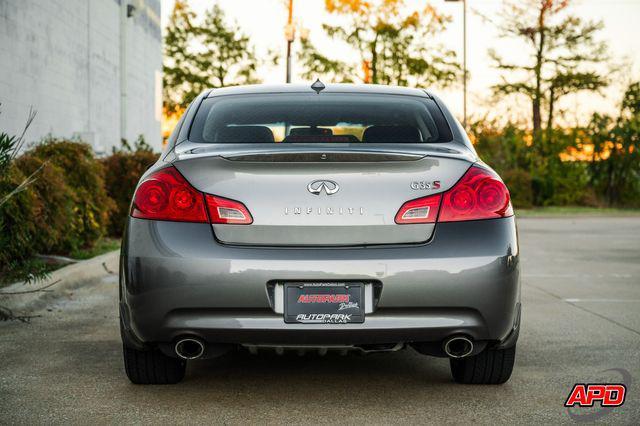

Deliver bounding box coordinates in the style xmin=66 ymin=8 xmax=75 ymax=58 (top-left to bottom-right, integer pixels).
xmin=1 ymin=217 xmax=639 ymax=424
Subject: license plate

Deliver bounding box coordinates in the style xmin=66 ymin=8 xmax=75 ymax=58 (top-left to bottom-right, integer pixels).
xmin=284 ymin=282 xmax=365 ymax=324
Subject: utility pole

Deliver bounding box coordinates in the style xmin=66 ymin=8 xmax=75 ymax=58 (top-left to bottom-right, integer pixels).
xmin=285 ymin=0 xmax=294 ymax=83
xmin=119 ymin=0 xmax=128 ymax=142
xmin=463 ymin=0 xmax=467 ymax=128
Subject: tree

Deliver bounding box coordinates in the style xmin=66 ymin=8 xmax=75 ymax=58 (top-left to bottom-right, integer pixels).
xmin=163 ymin=0 xmax=204 ymax=113
xmin=196 ymin=4 xmax=260 ymax=88
xmin=588 ymin=82 xmax=640 ymax=206
xmin=299 ymin=0 xmax=460 ymax=87
xmin=622 ymin=81 xmax=640 ymax=114
xmin=487 ymin=0 xmax=609 ymax=134
xmin=297 ymin=38 xmax=356 ymax=82
xmin=163 ymin=2 xmax=260 ymax=112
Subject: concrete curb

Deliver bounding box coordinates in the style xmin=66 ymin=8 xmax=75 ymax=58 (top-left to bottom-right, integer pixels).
xmin=0 ymin=250 xmax=120 ymax=315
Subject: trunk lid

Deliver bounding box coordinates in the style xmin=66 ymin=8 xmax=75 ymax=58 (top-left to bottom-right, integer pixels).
xmin=174 ymin=145 xmax=473 ymax=246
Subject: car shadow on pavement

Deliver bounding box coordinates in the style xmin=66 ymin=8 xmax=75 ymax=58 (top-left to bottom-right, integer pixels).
xmin=184 ymin=348 xmax=453 ymax=388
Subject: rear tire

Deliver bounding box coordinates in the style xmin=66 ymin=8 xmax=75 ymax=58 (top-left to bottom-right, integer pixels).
xmin=449 ymin=345 xmax=516 ymax=384
xmin=123 ymin=344 xmax=186 ymax=385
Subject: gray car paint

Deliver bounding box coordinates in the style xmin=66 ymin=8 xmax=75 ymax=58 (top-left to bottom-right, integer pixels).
xmin=121 ymin=84 xmax=519 ymax=354
xmin=174 ymin=155 xmax=471 ymax=245
xmin=121 ymin=217 xmax=519 ymax=346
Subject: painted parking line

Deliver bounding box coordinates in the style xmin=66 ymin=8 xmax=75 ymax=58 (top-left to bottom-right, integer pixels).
xmin=564 ymin=298 xmax=640 ymax=303
xmin=523 ymin=274 xmax=633 ymax=278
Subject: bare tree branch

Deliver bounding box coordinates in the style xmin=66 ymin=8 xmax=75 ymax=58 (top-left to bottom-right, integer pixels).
xmin=9 ymin=107 xmax=37 ymax=160
xmin=0 ymin=305 xmax=41 ymax=322
xmin=0 ymin=279 xmax=61 ymax=296
xmin=0 ymin=161 xmax=45 ymax=207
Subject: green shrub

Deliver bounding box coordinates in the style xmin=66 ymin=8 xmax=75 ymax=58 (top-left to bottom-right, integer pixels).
xmin=543 ymin=161 xmax=598 ymax=207
xmin=470 ymin=120 xmax=531 ymax=176
xmin=469 ymin=116 xmax=640 ymax=208
xmin=14 ymin=155 xmax=79 ymax=253
xmin=28 ymin=138 xmax=114 ymax=248
xmin=101 ymin=137 xmax=159 ymax=237
xmin=588 ymin=111 xmax=640 ymax=207
xmin=0 ymin=164 xmax=40 ymax=273
xmin=502 ymin=169 xmax=533 ymax=209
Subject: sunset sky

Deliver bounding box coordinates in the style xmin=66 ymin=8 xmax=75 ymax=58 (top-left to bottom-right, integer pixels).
xmin=160 ymin=0 xmax=640 ymax=125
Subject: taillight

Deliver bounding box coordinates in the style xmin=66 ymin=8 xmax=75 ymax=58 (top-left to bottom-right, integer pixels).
xmin=395 ymin=194 xmax=442 ymax=224
xmin=131 ymin=167 xmax=253 ymax=224
xmin=131 ymin=167 xmax=208 ymax=223
xmin=394 ymin=165 xmax=513 ymax=224
xmin=439 ymin=166 xmax=513 ymax=222
xmin=205 ymin=195 xmax=253 ymax=224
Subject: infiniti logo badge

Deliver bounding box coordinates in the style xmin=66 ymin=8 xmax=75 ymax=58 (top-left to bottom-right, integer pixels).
xmin=307 ymin=179 xmax=340 ymax=195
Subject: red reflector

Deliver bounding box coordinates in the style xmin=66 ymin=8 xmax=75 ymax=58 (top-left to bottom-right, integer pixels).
xmin=439 ymin=166 xmax=513 ymax=222
xmin=131 ymin=167 xmax=208 ymax=223
xmin=205 ymin=195 xmax=253 ymax=224
xmin=395 ymin=194 xmax=442 ymax=224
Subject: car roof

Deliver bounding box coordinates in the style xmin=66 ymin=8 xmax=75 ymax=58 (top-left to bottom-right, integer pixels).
xmin=206 ymin=83 xmax=432 ymax=98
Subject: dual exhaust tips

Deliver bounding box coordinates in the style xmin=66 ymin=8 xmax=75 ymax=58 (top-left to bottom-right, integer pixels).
xmin=175 ymin=335 xmax=474 ymax=360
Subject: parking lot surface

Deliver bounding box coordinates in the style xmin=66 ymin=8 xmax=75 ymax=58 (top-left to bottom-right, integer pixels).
xmin=1 ymin=217 xmax=639 ymax=424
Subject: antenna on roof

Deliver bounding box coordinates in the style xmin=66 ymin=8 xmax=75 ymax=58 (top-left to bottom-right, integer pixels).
xmin=311 ymin=78 xmax=325 ymax=94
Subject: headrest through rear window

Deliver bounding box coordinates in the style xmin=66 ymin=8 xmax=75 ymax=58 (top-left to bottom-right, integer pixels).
xmin=362 ymin=125 xmax=421 ymax=143
xmin=215 ymin=126 xmax=274 ymax=143
xmin=289 ymin=127 xmax=333 ymax=136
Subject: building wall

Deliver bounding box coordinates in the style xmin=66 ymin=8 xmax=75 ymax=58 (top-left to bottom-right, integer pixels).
xmin=0 ymin=0 xmax=162 ymax=153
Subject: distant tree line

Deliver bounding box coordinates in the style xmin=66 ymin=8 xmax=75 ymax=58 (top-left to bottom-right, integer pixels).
xmin=472 ymin=0 xmax=637 ymax=207
xmin=472 ymin=82 xmax=640 ymax=208
xmin=162 ymin=0 xmax=639 ymax=207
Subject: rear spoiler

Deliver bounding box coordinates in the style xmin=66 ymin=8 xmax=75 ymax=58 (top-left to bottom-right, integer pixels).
xmin=173 ymin=143 xmax=477 ymax=163
xmin=220 ymin=150 xmax=425 ymax=162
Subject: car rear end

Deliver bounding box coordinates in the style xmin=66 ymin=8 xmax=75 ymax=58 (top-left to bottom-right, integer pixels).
xmin=119 ymin=84 xmax=520 ymax=385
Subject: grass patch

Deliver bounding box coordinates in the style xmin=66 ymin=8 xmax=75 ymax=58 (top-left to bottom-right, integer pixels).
xmin=69 ymin=237 xmax=121 ymax=260
xmin=0 ymin=238 xmax=120 ymax=288
xmin=516 ymin=206 xmax=640 ymax=217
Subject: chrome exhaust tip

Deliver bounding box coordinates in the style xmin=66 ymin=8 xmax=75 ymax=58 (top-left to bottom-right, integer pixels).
xmin=175 ymin=337 xmax=205 ymax=360
xmin=443 ymin=336 xmax=474 ymax=358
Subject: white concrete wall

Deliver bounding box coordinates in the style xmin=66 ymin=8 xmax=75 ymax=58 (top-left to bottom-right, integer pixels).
xmin=0 ymin=0 xmax=162 ymax=153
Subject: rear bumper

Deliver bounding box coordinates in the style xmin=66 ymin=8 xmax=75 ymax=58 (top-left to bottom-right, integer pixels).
xmin=120 ymin=216 xmax=520 ymax=348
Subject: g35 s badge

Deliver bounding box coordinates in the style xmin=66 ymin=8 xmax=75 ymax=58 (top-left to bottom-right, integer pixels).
xmin=410 ymin=181 xmax=441 ymax=190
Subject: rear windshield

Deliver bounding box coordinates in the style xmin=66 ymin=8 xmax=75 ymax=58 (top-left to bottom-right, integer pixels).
xmin=189 ymin=93 xmax=453 ymax=144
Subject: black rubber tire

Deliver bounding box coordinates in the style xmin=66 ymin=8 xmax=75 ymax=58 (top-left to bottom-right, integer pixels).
xmin=123 ymin=344 xmax=186 ymax=385
xmin=449 ymin=345 xmax=516 ymax=384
